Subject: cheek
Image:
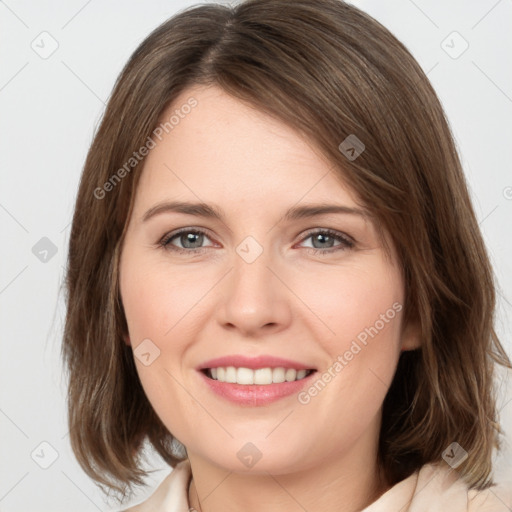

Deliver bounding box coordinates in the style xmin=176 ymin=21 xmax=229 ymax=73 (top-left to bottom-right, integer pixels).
xmin=119 ymin=261 xmax=200 ymax=436
xmin=120 ymin=255 xmax=211 ymax=344
xmin=293 ymin=260 xmax=403 ymax=414
xmin=294 ymin=260 xmax=404 ymax=352
xmin=119 ymin=254 xmax=213 ymax=422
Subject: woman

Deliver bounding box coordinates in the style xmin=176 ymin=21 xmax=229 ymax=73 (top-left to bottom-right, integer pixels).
xmin=62 ymin=0 xmax=512 ymax=510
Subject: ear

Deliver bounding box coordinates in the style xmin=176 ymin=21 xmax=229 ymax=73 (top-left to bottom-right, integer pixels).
xmin=123 ymin=333 xmax=132 ymax=346
xmin=400 ymin=320 xmax=421 ymax=351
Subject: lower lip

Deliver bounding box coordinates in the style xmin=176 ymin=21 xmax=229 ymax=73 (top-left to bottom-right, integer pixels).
xmin=198 ymin=370 xmax=317 ymax=406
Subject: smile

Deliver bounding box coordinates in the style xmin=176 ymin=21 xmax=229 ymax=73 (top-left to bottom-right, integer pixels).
xmin=203 ymin=366 xmax=315 ymax=385
xmin=198 ymin=367 xmax=318 ymax=406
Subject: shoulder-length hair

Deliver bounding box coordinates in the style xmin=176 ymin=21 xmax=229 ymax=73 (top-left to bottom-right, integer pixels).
xmin=62 ymin=0 xmax=512 ymax=499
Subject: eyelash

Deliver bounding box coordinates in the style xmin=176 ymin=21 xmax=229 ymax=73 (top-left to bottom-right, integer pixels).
xmin=158 ymin=227 xmax=355 ymax=256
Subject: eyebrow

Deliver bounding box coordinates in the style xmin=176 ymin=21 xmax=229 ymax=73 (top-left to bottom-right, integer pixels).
xmin=142 ymin=200 xmax=370 ymax=223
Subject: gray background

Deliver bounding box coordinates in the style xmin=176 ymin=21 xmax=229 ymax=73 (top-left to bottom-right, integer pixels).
xmin=1 ymin=0 xmax=511 ymax=510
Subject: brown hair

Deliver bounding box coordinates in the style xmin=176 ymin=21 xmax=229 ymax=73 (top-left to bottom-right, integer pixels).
xmin=62 ymin=0 xmax=512 ymax=500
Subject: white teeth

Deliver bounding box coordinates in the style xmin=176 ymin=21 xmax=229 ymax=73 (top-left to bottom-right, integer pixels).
xmin=285 ymin=369 xmax=297 ymax=381
xmin=206 ymin=366 xmax=313 ymax=385
xmin=272 ymin=367 xmax=286 ymax=383
xmin=237 ymin=367 xmax=254 ymax=384
xmin=225 ymin=366 xmax=237 ymax=383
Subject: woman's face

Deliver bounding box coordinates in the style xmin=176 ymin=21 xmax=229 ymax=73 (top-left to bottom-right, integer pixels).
xmin=119 ymin=84 xmax=418 ymax=474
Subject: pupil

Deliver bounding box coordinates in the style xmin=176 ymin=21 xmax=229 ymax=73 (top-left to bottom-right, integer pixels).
xmin=313 ymin=233 xmax=332 ymax=249
xmin=183 ymin=232 xmax=202 ymax=248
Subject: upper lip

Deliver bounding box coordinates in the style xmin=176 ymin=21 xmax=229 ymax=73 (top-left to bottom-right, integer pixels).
xmin=197 ymin=355 xmax=316 ymax=371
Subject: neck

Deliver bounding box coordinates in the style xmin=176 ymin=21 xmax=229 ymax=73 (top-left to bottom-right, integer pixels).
xmin=187 ymin=433 xmax=389 ymax=512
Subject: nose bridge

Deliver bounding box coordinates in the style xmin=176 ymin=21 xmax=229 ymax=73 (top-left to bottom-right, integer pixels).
xmin=231 ymin=236 xmax=276 ymax=307
xmin=216 ymin=234 xmax=291 ymax=334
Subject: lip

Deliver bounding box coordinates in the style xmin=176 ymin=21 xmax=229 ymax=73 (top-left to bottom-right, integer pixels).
xmin=197 ymin=355 xmax=316 ymax=371
xmin=197 ymin=368 xmax=317 ymax=406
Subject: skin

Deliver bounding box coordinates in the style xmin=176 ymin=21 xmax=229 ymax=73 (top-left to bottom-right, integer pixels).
xmin=119 ymin=84 xmax=420 ymax=512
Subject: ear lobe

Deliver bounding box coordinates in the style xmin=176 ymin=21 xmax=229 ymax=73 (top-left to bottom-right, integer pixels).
xmin=400 ymin=320 xmax=421 ymax=351
xmin=123 ymin=334 xmax=131 ymax=346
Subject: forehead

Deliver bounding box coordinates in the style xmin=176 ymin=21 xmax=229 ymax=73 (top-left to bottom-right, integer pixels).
xmin=133 ymin=85 xmax=364 ymax=215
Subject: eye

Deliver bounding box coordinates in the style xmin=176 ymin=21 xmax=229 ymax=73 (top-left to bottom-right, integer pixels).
xmin=158 ymin=227 xmax=355 ymax=256
xmin=159 ymin=228 xmax=215 ymax=254
xmin=297 ymin=229 xmax=354 ymax=255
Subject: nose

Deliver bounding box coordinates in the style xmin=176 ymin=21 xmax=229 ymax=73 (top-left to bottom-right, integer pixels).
xmin=216 ymin=244 xmax=293 ymax=338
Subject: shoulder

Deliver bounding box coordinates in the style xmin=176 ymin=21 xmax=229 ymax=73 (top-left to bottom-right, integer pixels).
xmin=467 ymin=482 xmax=512 ymax=512
xmin=364 ymin=462 xmax=512 ymax=512
xmin=120 ymin=458 xmax=192 ymax=512
xmin=409 ymin=463 xmax=512 ymax=512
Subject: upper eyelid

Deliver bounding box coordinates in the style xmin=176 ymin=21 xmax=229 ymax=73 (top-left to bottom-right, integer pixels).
xmin=301 ymin=227 xmax=354 ymax=243
xmin=160 ymin=227 xmax=216 ymax=247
